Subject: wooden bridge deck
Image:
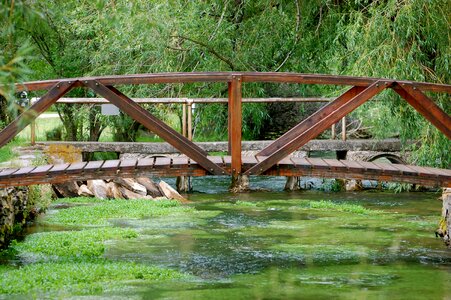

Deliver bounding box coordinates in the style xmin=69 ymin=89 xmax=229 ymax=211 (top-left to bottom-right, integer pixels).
xmin=1 ymin=72 xmax=449 ymax=190
xmin=0 ymin=157 xmax=449 ymax=188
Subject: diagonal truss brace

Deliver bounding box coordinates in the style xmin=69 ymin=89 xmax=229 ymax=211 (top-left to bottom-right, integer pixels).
xmin=83 ymin=80 xmax=228 ymax=175
xmin=258 ymin=85 xmax=366 ymax=157
xmin=246 ymin=81 xmax=393 ymax=175
xmin=0 ymin=81 xmax=76 ymax=148
xmin=394 ymin=83 xmax=451 ymax=139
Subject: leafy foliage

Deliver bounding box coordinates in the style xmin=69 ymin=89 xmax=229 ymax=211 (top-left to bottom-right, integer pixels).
xmin=1 ymin=0 xmax=449 ymax=165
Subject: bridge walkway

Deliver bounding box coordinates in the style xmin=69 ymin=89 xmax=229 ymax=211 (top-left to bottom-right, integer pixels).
xmin=0 ymin=156 xmax=449 ymax=188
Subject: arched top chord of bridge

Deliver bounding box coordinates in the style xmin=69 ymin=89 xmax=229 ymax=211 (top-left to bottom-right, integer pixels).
xmin=0 ymin=72 xmax=450 ymax=189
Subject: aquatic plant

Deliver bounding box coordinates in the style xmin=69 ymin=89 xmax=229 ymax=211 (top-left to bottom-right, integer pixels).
xmin=46 ymin=198 xmax=191 ymax=226
xmin=0 ymin=261 xmax=184 ymax=296
xmin=307 ymin=200 xmax=382 ymax=215
xmin=11 ymin=227 xmax=138 ymax=261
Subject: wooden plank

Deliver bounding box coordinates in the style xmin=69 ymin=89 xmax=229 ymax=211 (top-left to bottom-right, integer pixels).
xmin=207 ymin=156 xmax=224 ymax=166
xmin=323 ymin=159 xmax=346 ymax=171
xmin=372 ymin=162 xmax=398 ymax=172
xmin=10 ymin=166 xmax=37 ymax=177
xmin=372 ymin=162 xmax=402 ymax=176
xmin=422 ymin=166 xmax=451 ymax=177
xmin=29 ymin=164 xmax=53 ymax=176
xmin=48 ymin=163 xmax=70 ymax=175
xmin=340 ymin=160 xmax=365 ymax=173
xmin=172 ymin=157 xmax=190 ymax=168
xmin=408 ymin=165 xmax=440 ymax=177
xmin=356 ymin=161 xmax=382 ymax=172
xmin=66 ymin=161 xmax=88 ymax=173
xmin=228 ymin=77 xmax=242 ymax=177
xmin=84 ymin=81 xmax=226 ymax=175
xmin=222 ymin=156 xmax=232 ymax=167
xmin=306 ymin=158 xmax=330 ymax=169
xmin=390 ymin=164 xmax=419 ymax=176
xmin=246 ymin=81 xmax=391 ymax=175
xmin=241 ymin=156 xmax=259 ymax=165
xmin=154 ymin=157 xmax=171 ymax=168
xmin=291 ymin=157 xmax=313 ymax=170
xmin=101 ymin=160 xmax=121 ymax=171
xmin=84 ymin=161 xmax=104 ymax=171
xmin=0 ymin=81 xmax=75 ymax=148
xmin=137 ymin=158 xmax=155 ymax=168
xmin=439 ymin=168 xmax=451 ymax=177
xmin=55 ymin=97 xmax=333 ymax=104
xmin=14 ymin=73 xmax=451 ymax=93
xmin=277 ymin=157 xmax=293 ymax=166
xmin=395 ymin=84 xmax=451 ymax=139
xmin=119 ymin=159 xmax=137 ymax=172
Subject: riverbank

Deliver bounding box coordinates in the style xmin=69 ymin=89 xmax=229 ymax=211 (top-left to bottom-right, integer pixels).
xmin=0 ymin=191 xmax=449 ymax=299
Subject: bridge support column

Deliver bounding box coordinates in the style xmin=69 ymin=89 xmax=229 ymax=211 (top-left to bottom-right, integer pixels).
xmin=176 ymin=176 xmax=192 ymax=193
xmin=228 ymin=76 xmax=243 ymax=193
xmin=230 ymin=175 xmax=249 ymax=193
xmin=284 ymin=176 xmax=300 ymax=191
xmin=437 ymin=188 xmax=450 ymax=248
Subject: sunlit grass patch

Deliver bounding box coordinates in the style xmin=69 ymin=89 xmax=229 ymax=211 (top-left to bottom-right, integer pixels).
xmin=0 ymin=139 xmax=24 ymax=163
xmin=12 ymin=227 xmax=138 ymax=260
xmin=46 ymin=198 xmax=192 ymax=226
xmin=0 ymin=261 xmax=184 ymax=296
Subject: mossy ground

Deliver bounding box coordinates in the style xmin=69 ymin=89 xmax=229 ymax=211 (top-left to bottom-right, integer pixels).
xmin=0 ymin=198 xmax=196 ymax=297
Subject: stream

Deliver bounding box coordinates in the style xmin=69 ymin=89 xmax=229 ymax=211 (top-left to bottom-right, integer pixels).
xmin=1 ymin=176 xmax=450 ymax=299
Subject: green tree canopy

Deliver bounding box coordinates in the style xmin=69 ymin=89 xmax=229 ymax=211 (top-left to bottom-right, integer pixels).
xmin=1 ymin=0 xmax=449 ymax=167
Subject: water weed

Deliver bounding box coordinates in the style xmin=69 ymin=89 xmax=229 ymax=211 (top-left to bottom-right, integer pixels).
xmin=12 ymin=227 xmax=138 ymax=261
xmin=0 ymin=261 xmax=184 ymax=296
xmin=45 ymin=198 xmax=191 ymax=226
xmin=307 ymin=200 xmax=382 ymax=215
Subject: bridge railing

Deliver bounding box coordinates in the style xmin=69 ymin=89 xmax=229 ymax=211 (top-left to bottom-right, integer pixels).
xmin=1 ymin=72 xmax=450 ymax=183
xmin=30 ymin=96 xmax=334 ymax=143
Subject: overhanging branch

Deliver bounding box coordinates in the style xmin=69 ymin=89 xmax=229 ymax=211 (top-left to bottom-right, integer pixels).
xmin=171 ymin=35 xmax=236 ymax=70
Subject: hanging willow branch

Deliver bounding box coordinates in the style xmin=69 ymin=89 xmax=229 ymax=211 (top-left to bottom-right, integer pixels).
xmin=274 ymin=0 xmax=301 ymax=72
xmin=171 ymin=35 xmax=236 ymax=70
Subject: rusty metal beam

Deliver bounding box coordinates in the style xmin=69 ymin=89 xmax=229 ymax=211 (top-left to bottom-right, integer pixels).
xmin=246 ymin=81 xmax=393 ymax=175
xmin=394 ymin=83 xmax=451 ymax=139
xmin=83 ymin=80 xmax=227 ymax=175
xmin=0 ymin=81 xmax=75 ymax=148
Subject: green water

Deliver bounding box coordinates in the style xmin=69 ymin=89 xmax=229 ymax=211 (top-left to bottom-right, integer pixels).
xmin=1 ymin=188 xmax=450 ymax=299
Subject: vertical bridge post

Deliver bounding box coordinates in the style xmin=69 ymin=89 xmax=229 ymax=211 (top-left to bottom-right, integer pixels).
xmin=228 ymin=76 xmax=243 ymax=191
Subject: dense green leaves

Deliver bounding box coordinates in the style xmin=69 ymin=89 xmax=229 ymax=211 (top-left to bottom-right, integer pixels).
xmin=1 ymin=0 xmax=449 ymax=166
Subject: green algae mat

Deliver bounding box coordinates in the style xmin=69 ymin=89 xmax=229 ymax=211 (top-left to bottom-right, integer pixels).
xmin=1 ymin=192 xmax=450 ymax=299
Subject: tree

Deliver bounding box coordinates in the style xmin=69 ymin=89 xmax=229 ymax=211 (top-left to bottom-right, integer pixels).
xmin=2 ymin=0 xmax=449 ymax=166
